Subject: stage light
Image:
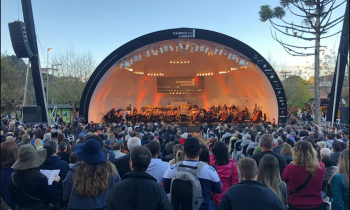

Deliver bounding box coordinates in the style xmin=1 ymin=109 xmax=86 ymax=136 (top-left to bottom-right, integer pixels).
xmin=205 ymin=73 xmax=208 ymax=76
xmin=151 ymin=49 xmax=155 ymax=55
xmin=211 ymin=73 xmax=213 ymax=75
xmin=214 ymin=49 xmax=218 ymax=54
xmin=148 ymin=73 xmax=150 ymax=76
xmin=197 ymin=74 xmax=199 ymax=76
xmin=128 ymin=68 xmax=133 ymax=72
xmin=179 ymin=43 xmax=183 ymax=49
xmin=139 ymin=55 xmax=142 ymax=61
xmin=195 ymin=46 xmax=199 ymax=51
xmin=239 ymin=59 xmax=245 ymax=66
xmin=155 ymin=50 xmax=159 ymax=55
xmin=191 ymin=46 xmax=194 ymax=52
xmin=176 ymin=61 xmax=179 ymax=64
xmin=169 ymin=45 xmax=174 ymax=51
xmin=151 ymin=74 xmax=153 ymax=76
xmin=146 ymin=51 xmax=150 ymax=57
xmin=134 ymin=56 xmax=138 ymax=62
xmin=200 ymin=46 xmax=204 ymax=52
xmin=231 ymin=68 xmax=238 ymax=71
xmin=219 ymin=49 xmax=223 ymax=55
xmin=170 ymin=61 xmax=173 ymax=64
xmin=228 ymin=53 xmax=232 ymax=59
xmin=185 ymin=44 xmax=190 ymax=50
xmin=232 ymin=54 xmax=236 ymax=60
xmin=181 ymin=61 xmax=183 ymax=64
xmin=120 ymin=63 xmax=124 ymax=69
xmin=156 ymin=74 xmax=159 ymax=76
xmin=159 ymin=48 xmax=164 ymax=54
xmin=205 ymin=48 xmax=209 ymax=53
xmin=164 ymin=46 xmax=169 ymax=51
xmin=125 ymin=62 xmax=130 ymax=68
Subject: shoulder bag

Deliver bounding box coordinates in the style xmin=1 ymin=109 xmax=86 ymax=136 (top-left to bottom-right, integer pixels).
xmin=282 ymin=181 xmax=289 ymax=209
xmin=289 ymin=173 xmax=312 ymax=195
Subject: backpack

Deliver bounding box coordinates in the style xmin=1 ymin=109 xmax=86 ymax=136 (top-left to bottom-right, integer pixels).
xmin=170 ymin=161 xmax=206 ymax=210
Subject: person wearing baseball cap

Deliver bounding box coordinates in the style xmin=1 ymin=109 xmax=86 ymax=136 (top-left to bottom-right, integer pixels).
xmin=162 ymin=137 xmax=223 ymax=209
xmin=62 ymin=139 xmax=120 ymax=209
xmin=8 ymin=145 xmax=60 ymax=209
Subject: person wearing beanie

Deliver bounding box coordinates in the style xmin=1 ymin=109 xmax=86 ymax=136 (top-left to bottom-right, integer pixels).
xmin=162 ymin=137 xmax=223 ymax=210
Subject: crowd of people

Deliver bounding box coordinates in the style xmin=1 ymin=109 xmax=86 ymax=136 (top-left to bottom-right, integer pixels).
xmin=1 ymin=118 xmax=349 ymax=210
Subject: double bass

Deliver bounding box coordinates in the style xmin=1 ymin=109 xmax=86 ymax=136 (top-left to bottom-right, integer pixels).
xmin=237 ymin=109 xmax=244 ymax=123
xmin=253 ymin=106 xmax=263 ymax=123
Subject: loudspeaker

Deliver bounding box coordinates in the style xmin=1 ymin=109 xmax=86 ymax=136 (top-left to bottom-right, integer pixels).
xmin=340 ymin=106 xmax=349 ymax=124
xmin=23 ymin=106 xmax=42 ymax=123
xmin=8 ymin=21 xmax=33 ymax=58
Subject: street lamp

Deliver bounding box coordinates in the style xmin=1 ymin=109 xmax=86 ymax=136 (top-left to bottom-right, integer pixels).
xmin=46 ymin=48 xmax=53 ymax=120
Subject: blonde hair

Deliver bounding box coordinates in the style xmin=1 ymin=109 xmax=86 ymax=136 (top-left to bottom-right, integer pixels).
xmin=281 ymin=143 xmax=293 ymax=155
xmin=34 ymin=138 xmax=43 ymax=150
xmin=6 ymin=136 xmax=14 ymax=141
xmin=329 ymin=148 xmax=349 ymax=185
xmin=173 ymin=144 xmax=185 ymax=164
xmin=292 ymin=140 xmax=321 ymax=176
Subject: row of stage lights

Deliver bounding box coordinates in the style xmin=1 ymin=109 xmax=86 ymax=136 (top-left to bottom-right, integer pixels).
xmin=147 ymin=73 xmax=164 ymax=76
xmin=197 ymin=73 xmax=214 ymax=76
xmin=169 ymin=92 xmax=188 ymax=95
xmin=170 ymin=59 xmax=190 ymax=64
xmin=118 ymin=42 xmax=250 ymax=70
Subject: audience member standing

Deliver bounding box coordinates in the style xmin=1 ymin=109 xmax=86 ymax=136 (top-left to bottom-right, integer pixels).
xmin=1 ymin=141 xmax=18 ymax=210
xmin=282 ymin=141 xmax=326 ymax=210
xmin=57 ymin=142 xmax=70 ymax=163
xmin=63 ymin=139 xmax=120 ymax=210
xmin=146 ymin=141 xmax=169 ymax=183
xmin=258 ymin=154 xmax=288 ymax=206
xmin=251 ymin=134 xmax=287 ymax=175
xmin=281 ymin=143 xmax=293 ymax=165
xmin=329 ymin=148 xmax=349 ymax=210
xmin=331 ymin=142 xmax=342 ymax=164
xmin=7 ymin=145 xmax=60 ymax=209
xmin=115 ymin=137 xmax=141 ymax=178
xmin=218 ymin=157 xmax=286 ymax=210
xmin=112 ymin=142 xmax=126 ymax=159
xmin=108 ymin=146 xmax=171 ymax=210
xmin=168 ymin=144 xmax=185 ymax=165
xmin=209 ymin=141 xmax=239 ymax=204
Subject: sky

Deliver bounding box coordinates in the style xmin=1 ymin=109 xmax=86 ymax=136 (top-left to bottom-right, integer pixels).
xmin=1 ymin=0 xmax=346 ymax=70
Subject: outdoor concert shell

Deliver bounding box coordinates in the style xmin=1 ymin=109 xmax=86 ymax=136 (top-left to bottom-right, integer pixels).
xmin=80 ymin=28 xmax=288 ymax=124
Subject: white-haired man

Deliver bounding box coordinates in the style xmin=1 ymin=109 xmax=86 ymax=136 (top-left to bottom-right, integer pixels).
xmin=115 ymin=137 xmax=141 ymax=178
xmin=320 ymin=148 xmax=331 ymax=159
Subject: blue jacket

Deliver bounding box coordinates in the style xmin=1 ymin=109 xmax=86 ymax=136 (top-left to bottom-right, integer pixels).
xmin=1 ymin=167 xmax=15 ymax=210
xmin=146 ymin=159 xmax=169 ymax=183
xmin=218 ymin=180 xmax=286 ymax=210
xmin=40 ymin=156 xmax=69 ymax=182
xmin=331 ymin=173 xmax=349 ymax=210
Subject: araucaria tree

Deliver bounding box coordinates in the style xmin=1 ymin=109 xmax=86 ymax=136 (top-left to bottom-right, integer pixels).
xmin=259 ymin=0 xmax=347 ymax=124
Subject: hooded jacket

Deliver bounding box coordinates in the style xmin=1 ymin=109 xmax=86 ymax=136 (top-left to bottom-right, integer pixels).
xmin=146 ymin=159 xmax=169 ymax=183
xmin=107 ymin=171 xmax=171 ymax=210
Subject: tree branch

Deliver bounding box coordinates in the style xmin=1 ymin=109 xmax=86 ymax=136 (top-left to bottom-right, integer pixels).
xmin=271 ymin=29 xmax=315 ymax=56
xmin=280 ymin=18 xmax=315 ymax=31
xmin=321 ymin=17 xmax=345 ymax=33
xmin=320 ymin=30 xmax=342 ymax=39
xmin=286 ymin=4 xmax=309 ymax=18
xmin=270 ymin=20 xmax=316 ymax=41
xmin=270 ymin=19 xmax=316 ymax=34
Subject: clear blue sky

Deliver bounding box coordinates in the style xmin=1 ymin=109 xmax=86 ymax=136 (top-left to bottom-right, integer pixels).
xmin=1 ymin=0 xmax=346 ymax=68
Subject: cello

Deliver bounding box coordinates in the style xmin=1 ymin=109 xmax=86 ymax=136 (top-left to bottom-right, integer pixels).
xmin=237 ymin=108 xmax=244 ymax=123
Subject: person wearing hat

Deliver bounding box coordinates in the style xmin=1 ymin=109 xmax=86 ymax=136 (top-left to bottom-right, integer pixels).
xmin=162 ymin=137 xmax=223 ymax=210
xmin=63 ymin=139 xmax=120 ymax=210
xmin=7 ymin=144 xmax=60 ymax=209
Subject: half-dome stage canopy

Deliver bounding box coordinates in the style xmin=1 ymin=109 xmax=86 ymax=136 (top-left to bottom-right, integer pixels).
xmin=80 ymin=28 xmax=288 ymax=124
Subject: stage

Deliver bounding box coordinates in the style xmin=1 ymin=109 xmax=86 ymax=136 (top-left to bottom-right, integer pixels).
xmin=79 ymin=28 xmax=288 ymax=125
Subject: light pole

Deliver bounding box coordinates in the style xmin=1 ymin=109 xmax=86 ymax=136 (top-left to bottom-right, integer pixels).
xmin=46 ymin=48 xmax=53 ymax=117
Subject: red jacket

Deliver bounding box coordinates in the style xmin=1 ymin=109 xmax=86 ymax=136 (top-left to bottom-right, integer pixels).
xmin=282 ymin=163 xmax=325 ymax=209
xmin=179 ymin=138 xmax=185 ymax=145
xmin=209 ymin=155 xmax=239 ymax=203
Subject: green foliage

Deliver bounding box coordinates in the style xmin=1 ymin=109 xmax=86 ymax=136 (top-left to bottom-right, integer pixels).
xmin=282 ymin=75 xmax=313 ymax=109
xmin=1 ymin=55 xmax=26 ymax=113
xmin=259 ymin=5 xmax=274 ymax=21
xmin=273 ymin=6 xmax=286 ymax=19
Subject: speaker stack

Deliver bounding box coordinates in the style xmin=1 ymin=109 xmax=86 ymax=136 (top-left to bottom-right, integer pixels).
xmin=340 ymin=106 xmax=349 ymax=125
xmin=23 ymin=106 xmax=43 ymax=123
xmin=8 ymin=21 xmax=33 ymax=58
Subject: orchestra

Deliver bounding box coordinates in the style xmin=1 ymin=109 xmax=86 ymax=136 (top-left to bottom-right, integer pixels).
xmin=102 ymin=104 xmax=264 ymax=124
